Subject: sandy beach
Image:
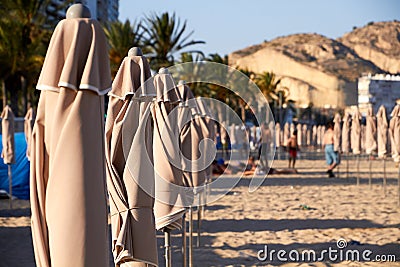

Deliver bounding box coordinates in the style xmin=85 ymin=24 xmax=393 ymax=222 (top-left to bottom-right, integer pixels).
xmin=1 ymin=157 xmax=399 ymax=266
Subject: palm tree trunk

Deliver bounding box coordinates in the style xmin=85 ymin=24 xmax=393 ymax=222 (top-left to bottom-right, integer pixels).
xmin=2 ymin=79 xmax=6 ymax=109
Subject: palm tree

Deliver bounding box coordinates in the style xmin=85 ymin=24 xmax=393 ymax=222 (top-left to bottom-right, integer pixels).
xmin=103 ymin=19 xmax=144 ymax=77
xmin=0 ymin=0 xmax=56 ymax=114
xmin=254 ymin=71 xmax=282 ymax=123
xmin=142 ymin=12 xmax=205 ymax=71
xmin=178 ymin=51 xmax=208 ymax=96
xmin=254 ymin=71 xmax=281 ymax=103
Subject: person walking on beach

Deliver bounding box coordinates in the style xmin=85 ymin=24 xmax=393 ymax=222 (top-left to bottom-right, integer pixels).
xmin=287 ymin=129 xmax=299 ymax=169
xmin=323 ymin=121 xmax=339 ymax=177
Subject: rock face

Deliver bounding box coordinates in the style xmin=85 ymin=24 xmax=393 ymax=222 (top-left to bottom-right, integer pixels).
xmin=339 ymin=21 xmax=400 ymax=74
xmin=229 ymin=21 xmax=399 ymax=108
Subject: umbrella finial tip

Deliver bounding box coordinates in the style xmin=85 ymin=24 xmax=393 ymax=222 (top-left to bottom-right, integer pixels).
xmin=66 ymin=4 xmax=91 ymax=19
xmin=128 ymin=47 xmax=143 ymax=56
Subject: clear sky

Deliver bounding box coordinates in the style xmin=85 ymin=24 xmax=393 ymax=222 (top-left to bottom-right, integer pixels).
xmin=119 ymin=0 xmax=400 ymax=56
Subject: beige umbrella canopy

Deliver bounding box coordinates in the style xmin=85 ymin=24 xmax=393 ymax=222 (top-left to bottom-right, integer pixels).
xmin=365 ymin=107 xmax=377 ymax=155
xmin=290 ymin=123 xmax=295 ymax=136
xmin=24 ymin=107 xmax=35 ymax=161
xmin=302 ymin=124 xmax=308 ymax=146
xmin=333 ymin=113 xmax=342 ymax=152
xmin=376 ymin=105 xmax=389 ymax=158
xmin=177 ymin=83 xmax=207 ymax=190
xmin=1 ymin=105 xmax=15 ymax=165
xmin=351 ymin=108 xmax=362 ymax=155
xmin=30 ymin=7 xmax=111 ymax=267
xmin=316 ymin=125 xmax=322 ymax=146
xmin=152 ymin=70 xmax=187 ymax=231
xmin=389 ymin=105 xmax=400 ymax=162
xmin=195 ymin=97 xmax=215 ymax=182
xmin=105 ymin=52 xmax=158 ymax=266
xmin=296 ymin=124 xmax=302 ymax=146
xmin=341 ymin=112 xmax=351 ymax=153
xmin=230 ymin=124 xmax=238 ymax=148
xmin=312 ymin=125 xmax=317 ymax=146
xmin=283 ymin=122 xmax=290 ymax=147
xmin=275 ymin=123 xmax=281 ymax=148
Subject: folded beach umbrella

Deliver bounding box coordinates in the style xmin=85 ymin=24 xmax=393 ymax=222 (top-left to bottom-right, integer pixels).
xmin=376 ymin=105 xmax=388 ymax=158
xmin=351 ymin=108 xmax=362 ymax=155
xmin=361 ymin=124 xmax=366 ymax=152
xmin=312 ymin=125 xmax=317 ymax=146
xmin=333 ymin=113 xmax=342 ymax=152
xmin=1 ymin=105 xmax=15 ymax=208
xmin=105 ymin=50 xmax=158 ymax=266
xmin=341 ymin=113 xmax=351 ymax=153
xmin=296 ymin=124 xmax=302 ymax=146
xmin=30 ymin=5 xmax=110 ymax=266
xmin=290 ymin=123 xmax=295 ymax=136
xmin=1 ymin=105 xmax=15 ymax=165
xmin=251 ymin=125 xmax=257 ymax=148
xmin=316 ymin=125 xmax=322 ymax=146
xmin=389 ymin=105 xmax=400 ymax=162
xmin=220 ymin=121 xmax=227 ymax=148
xmin=268 ymin=121 xmax=274 ymax=144
xmin=229 ymin=124 xmax=237 ymax=149
xmin=177 ymin=83 xmax=207 ymax=189
xmin=152 ymin=70 xmax=187 ymax=231
xmin=302 ymin=124 xmax=308 ymax=146
xmin=283 ymin=122 xmax=290 ymax=147
xmin=24 ymin=107 xmax=35 ymax=161
xmin=365 ymin=107 xmax=377 ymax=155
xmin=195 ymin=97 xmax=215 ymax=181
xmin=275 ymin=123 xmax=281 ymax=148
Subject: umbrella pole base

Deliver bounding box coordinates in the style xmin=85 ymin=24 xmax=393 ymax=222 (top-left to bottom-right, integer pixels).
xmin=8 ymin=165 xmax=12 ymax=209
xmin=165 ymin=230 xmax=172 ymax=267
xmin=189 ymin=207 xmax=193 ymax=267
xmin=182 ymin=214 xmax=187 ymax=267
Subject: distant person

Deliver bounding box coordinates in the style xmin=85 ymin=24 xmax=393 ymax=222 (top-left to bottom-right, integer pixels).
xmin=323 ymin=121 xmax=339 ymax=177
xmin=287 ymin=129 xmax=299 ymax=169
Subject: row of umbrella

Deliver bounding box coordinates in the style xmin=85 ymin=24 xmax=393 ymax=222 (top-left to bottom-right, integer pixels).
xmin=0 ymin=106 xmax=34 ymax=208
xmin=106 ymin=51 xmax=214 ymax=266
xmin=333 ymin=105 xmax=400 ymax=159
xmin=29 ymin=4 xmax=214 ymax=267
xmin=274 ymin=122 xmax=328 ymax=148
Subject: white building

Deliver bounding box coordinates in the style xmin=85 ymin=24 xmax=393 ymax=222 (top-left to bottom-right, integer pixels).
xmin=358 ymin=73 xmax=400 ymax=115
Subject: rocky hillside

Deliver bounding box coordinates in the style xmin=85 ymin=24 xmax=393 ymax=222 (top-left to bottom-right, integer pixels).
xmin=338 ymin=21 xmax=400 ymax=74
xmin=229 ymin=21 xmax=399 ymax=108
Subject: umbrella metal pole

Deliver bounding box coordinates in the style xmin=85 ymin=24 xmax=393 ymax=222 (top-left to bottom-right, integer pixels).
xmin=8 ymin=165 xmax=12 ymax=209
xmin=197 ymin=205 xmax=201 ymax=247
xmin=164 ymin=229 xmax=172 ymax=267
xmin=383 ymin=158 xmax=387 ymax=196
xmin=182 ymin=213 xmax=187 ymax=267
xmin=189 ymin=206 xmax=193 ymax=267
